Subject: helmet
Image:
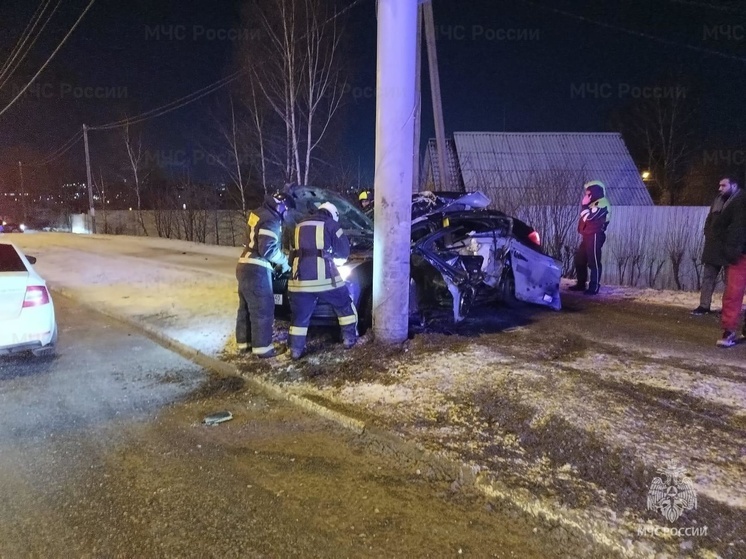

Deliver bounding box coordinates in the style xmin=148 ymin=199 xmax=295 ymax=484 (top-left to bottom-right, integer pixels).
xmin=265 ymin=191 xmax=289 ymax=215
xmin=318 ymin=202 xmax=340 ymax=222
xmin=358 ymin=189 xmax=372 ymax=202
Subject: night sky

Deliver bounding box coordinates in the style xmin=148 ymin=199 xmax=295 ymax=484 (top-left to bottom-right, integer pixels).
xmin=1 ymin=0 xmax=745 ymax=188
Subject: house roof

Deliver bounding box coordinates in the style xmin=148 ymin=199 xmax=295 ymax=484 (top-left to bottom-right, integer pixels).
xmin=423 ymin=132 xmax=654 ymax=206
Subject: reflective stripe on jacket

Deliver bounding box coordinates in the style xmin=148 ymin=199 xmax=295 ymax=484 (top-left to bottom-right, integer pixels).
xmin=288 ymin=215 xmax=350 ymax=293
xmin=238 ymin=204 xmax=288 ymax=269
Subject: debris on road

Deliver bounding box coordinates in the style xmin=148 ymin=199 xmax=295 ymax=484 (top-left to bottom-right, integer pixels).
xmin=203 ymin=411 xmax=233 ymax=426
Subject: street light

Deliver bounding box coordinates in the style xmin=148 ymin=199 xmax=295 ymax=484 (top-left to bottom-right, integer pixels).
xmin=641 ymin=170 xmax=651 ymax=181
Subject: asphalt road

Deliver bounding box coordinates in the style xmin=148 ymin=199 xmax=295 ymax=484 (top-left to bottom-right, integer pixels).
xmin=0 ymin=295 xmax=584 ymax=558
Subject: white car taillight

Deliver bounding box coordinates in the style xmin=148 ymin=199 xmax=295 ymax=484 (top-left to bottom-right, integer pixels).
xmin=23 ymin=286 xmax=50 ymax=307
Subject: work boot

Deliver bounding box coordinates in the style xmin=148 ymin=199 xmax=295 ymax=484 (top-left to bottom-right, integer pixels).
xmin=343 ymin=336 xmax=357 ymax=350
xmin=567 ymin=284 xmax=586 ymax=292
xmin=236 ymin=342 xmax=251 ymax=355
xmin=256 ymin=345 xmax=286 ymax=359
xmin=291 ymin=348 xmax=306 ymax=360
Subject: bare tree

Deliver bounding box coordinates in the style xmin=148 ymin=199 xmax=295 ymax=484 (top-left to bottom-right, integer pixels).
xmin=664 ymin=217 xmax=690 ymax=290
xmin=611 ymin=77 xmax=698 ymax=205
xmin=214 ymin=97 xmax=250 ymax=214
xmin=123 ymin=123 xmax=148 ymax=235
xmin=241 ymin=0 xmax=347 ymax=185
xmin=640 ymin=95 xmax=696 ymax=205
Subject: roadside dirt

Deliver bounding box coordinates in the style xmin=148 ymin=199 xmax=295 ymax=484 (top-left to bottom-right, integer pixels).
xmin=229 ymin=295 xmax=746 ymax=559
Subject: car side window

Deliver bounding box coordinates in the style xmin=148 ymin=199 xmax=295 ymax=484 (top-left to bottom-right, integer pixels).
xmin=0 ymin=245 xmax=27 ymax=272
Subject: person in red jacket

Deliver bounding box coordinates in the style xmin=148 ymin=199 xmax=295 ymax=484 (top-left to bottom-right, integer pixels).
xmin=568 ymin=180 xmax=611 ymax=295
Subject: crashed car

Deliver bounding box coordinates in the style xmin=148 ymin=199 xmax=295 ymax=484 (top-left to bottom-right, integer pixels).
xmin=272 ymin=186 xmax=561 ymax=329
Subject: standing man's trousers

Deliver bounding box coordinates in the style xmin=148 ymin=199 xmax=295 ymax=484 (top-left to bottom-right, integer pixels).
xmin=574 ymin=231 xmax=606 ymax=294
xmin=699 ymin=263 xmax=722 ymax=309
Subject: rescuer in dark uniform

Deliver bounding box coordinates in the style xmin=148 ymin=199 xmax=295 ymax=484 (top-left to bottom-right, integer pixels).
xmin=358 ymin=189 xmax=374 ymax=218
xmin=287 ymin=202 xmax=357 ymax=360
xmin=235 ymin=191 xmax=291 ymax=358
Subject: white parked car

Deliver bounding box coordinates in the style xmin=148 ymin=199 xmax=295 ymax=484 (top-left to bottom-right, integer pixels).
xmin=0 ymin=241 xmax=57 ymax=357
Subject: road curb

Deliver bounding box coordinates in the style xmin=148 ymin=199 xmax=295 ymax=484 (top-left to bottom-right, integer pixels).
xmin=50 ymin=287 xmax=643 ymax=558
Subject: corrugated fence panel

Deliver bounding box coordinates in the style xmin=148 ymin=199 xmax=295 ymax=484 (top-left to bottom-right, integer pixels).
xmin=88 ymin=206 xmax=712 ymax=292
xmin=513 ymin=205 xmax=710 ymax=291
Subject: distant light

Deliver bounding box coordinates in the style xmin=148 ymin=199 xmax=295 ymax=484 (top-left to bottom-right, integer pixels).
xmin=641 ymin=170 xmax=650 ymax=180
xmin=182 ymin=203 xmax=187 ymax=210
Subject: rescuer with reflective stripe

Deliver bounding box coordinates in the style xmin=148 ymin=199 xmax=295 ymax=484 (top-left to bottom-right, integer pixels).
xmin=235 ymin=192 xmax=291 ymax=358
xmin=358 ymin=189 xmax=374 ymax=219
xmin=288 ymin=202 xmax=357 ymax=359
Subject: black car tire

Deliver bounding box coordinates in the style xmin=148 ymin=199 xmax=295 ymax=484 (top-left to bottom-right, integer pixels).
xmin=357 ymin=288 xmax=373 ymax=335
xmin=498 ymin=268 xmax=522 ymax=309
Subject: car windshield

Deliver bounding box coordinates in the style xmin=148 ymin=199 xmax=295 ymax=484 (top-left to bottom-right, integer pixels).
xmin=284 ymin=186 xmax=374 ymax=233
xmin=0 ymin=244 xmax=27 ymax=272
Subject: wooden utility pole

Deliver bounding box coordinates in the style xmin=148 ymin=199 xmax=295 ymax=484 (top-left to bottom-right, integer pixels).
xmin=17 ymin=161 xmax=26 ymax=223
xmin=422 ymin=0 xmax=449 ymax=190
xmin=82 ymin=124 xmax=96 ymax=233
xmin=373 ymin=0 xmax=418 ymax=344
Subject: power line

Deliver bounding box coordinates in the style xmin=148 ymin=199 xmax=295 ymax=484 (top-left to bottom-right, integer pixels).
xmin=0 ymin=0 xmax=97 ymax=120
xmin=89 ymin=68 xmax=248 ymax=131
xmin=88 ymin=0 xmax=371 ymax=131
xmin=0 ymin=129 xmax=82 ymax=168
xmin=0 ymin=0 xmax=63 ymax=92
xmin=518 ymin=0 xmax=746 ymax=63
xmin=669 ymin=0 xmax=746 ymax=14
xmin=2 ymin=0 xmax=369 ymax=172
xmin=0 ymin=0 xmax=50 ymax=79
xmin=29 ymin=130 xmax=83 ymax=166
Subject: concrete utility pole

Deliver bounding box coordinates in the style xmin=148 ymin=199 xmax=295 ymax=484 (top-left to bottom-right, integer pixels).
xmin=412 ymin=4 xmax=423 ymax=194
xmin=17 ymin=161 xmax=26 ymax=223
xmin=422 ymin=0 xmax=449 ymax=190
xmin=373 ymin=0 xmax=418 ymax=344
xmin=82 ymin=124 xmax=96 ymax=233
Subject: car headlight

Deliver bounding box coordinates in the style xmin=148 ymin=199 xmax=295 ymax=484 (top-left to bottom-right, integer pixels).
xmin=19 ymin=224 xmax=26 ymax=231
xmin=338 ymin=264 xmax=351 ymax=281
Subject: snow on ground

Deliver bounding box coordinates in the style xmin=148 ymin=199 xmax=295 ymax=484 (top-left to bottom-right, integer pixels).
xmin=7 ymin=232 xmax=745 ymax=557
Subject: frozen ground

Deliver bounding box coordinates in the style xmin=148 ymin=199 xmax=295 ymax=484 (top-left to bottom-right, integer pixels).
xmin=7 ymin=232 xmax=745 ymax=558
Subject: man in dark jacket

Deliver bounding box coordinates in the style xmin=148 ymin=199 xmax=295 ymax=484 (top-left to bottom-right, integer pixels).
xmin=235 ymin=192 xmax=291 ymax=358
xmin=568 ymin=180 xmax=611 ymax=295
xmin=287 ymin=202 xmax=357 ymax=360
xmin=692 ymin=176 xmax=740 ymax=315
xmin=712 ymin=179 xmax=746 ymax=347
